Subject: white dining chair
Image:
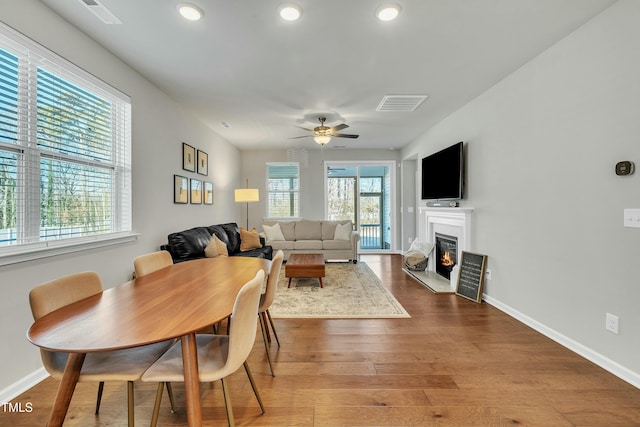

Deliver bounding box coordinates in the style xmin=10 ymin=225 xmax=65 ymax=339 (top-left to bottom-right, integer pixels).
xmin=29 ymin=271 xmax=173 ymax=427
xmin=258 ymin=249 xmax=284 ymax=376
xmin=141 ymin=270 xmax=266 ymax=427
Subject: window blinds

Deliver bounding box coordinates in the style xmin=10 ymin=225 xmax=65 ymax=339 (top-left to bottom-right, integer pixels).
xmin=266 ymin=162 xmax=299 ymax=217
xmin=0 ymin=23 xmax=131 ymax=248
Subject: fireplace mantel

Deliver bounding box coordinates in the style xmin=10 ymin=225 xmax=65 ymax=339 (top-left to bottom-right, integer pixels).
xmin=407 ymin=207 xmax=474 ymax=293
xmin=419 ymin=207 xmax=473 ymax=254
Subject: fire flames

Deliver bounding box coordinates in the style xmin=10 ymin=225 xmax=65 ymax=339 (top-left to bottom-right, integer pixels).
xmin=441 ymin=251 xmax=455 ymax=267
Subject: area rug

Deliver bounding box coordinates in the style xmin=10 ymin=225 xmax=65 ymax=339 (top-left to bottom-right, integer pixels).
xmin=269 ymin=261 xmax=410 ymax=319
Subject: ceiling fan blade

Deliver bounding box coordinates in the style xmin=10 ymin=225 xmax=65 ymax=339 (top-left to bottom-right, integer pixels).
xmin=330 ymin=123 xmax=349 ymax=132
xmin=295 ymin=126 xmax=315 ymax=131
xmin=332 ymin=133 xmax=359 ymax=139
xmin=288 ymin=135 xmax=311 ymax=139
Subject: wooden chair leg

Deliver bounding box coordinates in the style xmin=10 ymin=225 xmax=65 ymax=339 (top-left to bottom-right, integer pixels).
xmin=220 ymin=377 xmax=235 ymax=427
xmin=166 ymin=382 xmax=176 ymax=413
xmin=150 ymin=382 xmax=164 ymax=427
xmin=266 ymin=309 xmax=280 ymax=347
xmin=127 ymin=380 xmax=134 ymax=427
xmin=259 ymin=315 xmax=275 ymax=376
xmin=243 ymin=362 xmax=265 ymax=414
xmin=94 ymin=381 xmax=104 ymax=415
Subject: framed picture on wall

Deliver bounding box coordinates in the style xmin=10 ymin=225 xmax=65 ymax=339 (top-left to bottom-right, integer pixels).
xmin=197 ymin=150 xmax=208 ymax=176
xmin=204 ymin=181 xmax=213 ymax=205
xmin=190 ymin=178 xmax=202 ymax=204
xmin=174 ymin=174 xmax=188 ymax=204
xmin=182 ymin=143 xmax=196 ymax=172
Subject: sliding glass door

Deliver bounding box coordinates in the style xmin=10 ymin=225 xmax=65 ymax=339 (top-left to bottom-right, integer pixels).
xmin=325 ymin=162 xmax=395 ymax=252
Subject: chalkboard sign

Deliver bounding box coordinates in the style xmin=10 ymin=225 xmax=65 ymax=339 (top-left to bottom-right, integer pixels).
xmin=456 ymin=251 xmax=488 ymax=303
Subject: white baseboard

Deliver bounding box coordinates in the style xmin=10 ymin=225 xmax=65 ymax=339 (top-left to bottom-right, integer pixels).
xmin=483 ymin=294 xmax=640 ymax=389
xmin=0 ymin=368 xmax=48 ymax=403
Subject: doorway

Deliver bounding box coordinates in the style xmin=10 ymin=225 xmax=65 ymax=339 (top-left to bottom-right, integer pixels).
xmin=325 ymin=161 xmax=395 ymax=252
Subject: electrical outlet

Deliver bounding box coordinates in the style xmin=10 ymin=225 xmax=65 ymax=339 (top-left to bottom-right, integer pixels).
xmin=484 ymin=269 xmax=492 ymax=280
xmin=606 ymin=313 xmax=619 ymax=334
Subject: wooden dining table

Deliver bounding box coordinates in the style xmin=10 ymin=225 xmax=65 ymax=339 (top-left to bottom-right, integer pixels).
xmin=27 ymin=256 xmax=271 ymax=427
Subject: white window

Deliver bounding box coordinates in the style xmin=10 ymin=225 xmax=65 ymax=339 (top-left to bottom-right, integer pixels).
xmin=0 ymin=24 xmax=131 ymax=256
xmin=266 ymin=162 xmax=299 ymax=218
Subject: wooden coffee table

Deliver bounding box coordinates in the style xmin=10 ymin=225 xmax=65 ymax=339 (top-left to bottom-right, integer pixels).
xmin=286 ymin=253 xmax=325 ymax=288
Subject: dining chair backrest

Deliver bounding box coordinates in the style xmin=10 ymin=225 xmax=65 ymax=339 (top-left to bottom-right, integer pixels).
xmin=224 ymin=270 xmax=265 ymax=378
xmin=133 ymin=250 xmax=173 ymax=278
xmin=29 ymin=271 xmax=103 ymax=321
xmin=259 ymin=250 xmax=284 ymax=312
xmin=28 ymin=272 xmax=104 ymax=375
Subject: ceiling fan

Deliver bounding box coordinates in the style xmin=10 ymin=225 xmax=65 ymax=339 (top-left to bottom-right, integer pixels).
xmin=290 ymin=116 xmax=359 ymax=145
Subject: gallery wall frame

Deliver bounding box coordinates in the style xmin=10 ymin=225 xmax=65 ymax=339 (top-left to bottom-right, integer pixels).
xmin=197 ymin=150 xmax=208 ymax=176
xmin=174 ymin=174 xmax=188 ymax=204
xmin=204 ymin=181 xmax=213 ymax=205
xmin=182 ymin=143 xmax=196 ymax=172
xmin=190 ymin=178 xmax=202 ymax=204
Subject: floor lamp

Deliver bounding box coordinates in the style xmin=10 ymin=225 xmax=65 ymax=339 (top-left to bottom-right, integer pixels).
xmin=234 ymin=179 xmax=259 ymax=230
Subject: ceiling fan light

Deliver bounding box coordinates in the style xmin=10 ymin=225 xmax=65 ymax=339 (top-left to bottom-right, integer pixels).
xmin=376 ymin=4 xmax=401 ymax=22
xmin=177 ymin=3 xmax=203 ymax=21
xmin=279 ymin=4 xmax=302 ymax=21
xmin=314 ymin=135 xmax=331 ymax=145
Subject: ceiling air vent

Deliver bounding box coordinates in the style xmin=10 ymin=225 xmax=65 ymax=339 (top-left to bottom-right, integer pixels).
xmin=79 ymin=0 xmax=122 ymax=24
xmin=376 ymin=95 xmax=428 ymax=112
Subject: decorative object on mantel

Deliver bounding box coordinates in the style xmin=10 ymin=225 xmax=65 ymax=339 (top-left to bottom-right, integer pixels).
xmin=197 ymin=149 xmax=208 ymax=175
xmin=455 ymin=251 xmax=488 ymax=303
xmin=182 ymin=143 xmax=195 ymax=172
xmin=234 ymin=178 xmax=259 ymax=229
xmin=174 ymin=174 xmax=188 ymax=204
xmin=270 ymin=262 xmax=410 ymax=319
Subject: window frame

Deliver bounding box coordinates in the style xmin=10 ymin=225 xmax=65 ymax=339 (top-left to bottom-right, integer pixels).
xmin=0 ymin=23 xmax=135 ymax=266
xmin=266 ymin=162 xmax=300 ymax=219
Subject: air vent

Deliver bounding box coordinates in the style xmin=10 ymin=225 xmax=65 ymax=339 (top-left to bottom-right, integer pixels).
xmin=79 ymin=0 xmax=122 ymax=24
xmin=376 ymin=95 xmax=428 ymax=112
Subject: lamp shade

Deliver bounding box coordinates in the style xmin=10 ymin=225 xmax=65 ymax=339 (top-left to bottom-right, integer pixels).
xmin=234 ymin=188 xmax=259 ymax=203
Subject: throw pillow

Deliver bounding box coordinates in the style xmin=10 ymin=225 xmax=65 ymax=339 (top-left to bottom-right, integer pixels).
xmin=211 ymin=234 xmax=229 ymax=256
xmin=204 ymin=235 xmax=219 ymax=258
xmin=262 ymin=223 xmax=285 ymax=241
xmin=240 ymin=227 xmax=262 ymax=251
xmin=334 ymin=222 xmax=352 ymax=240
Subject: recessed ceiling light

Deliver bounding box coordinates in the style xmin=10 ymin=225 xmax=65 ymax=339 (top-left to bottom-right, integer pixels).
xmin=376 ymin=4 xmax=401 ymax=22
xmin=279 ymin=4 xmax=302 ymax=21
xmin=177 ymin=3 xmax=203 ymax=21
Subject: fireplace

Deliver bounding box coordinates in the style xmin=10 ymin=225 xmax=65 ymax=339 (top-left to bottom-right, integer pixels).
xmin=415 ymin=207 xmax=472 ymax=292
xmin=435 ymin=233 xmax=458 ymax=280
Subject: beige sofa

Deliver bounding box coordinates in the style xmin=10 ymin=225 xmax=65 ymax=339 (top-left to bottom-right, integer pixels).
xmin=262 ymin=219 xmax=359 ymax=262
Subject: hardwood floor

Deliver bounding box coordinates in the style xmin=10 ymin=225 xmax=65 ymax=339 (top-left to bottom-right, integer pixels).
xmin=4 ymin=255 xmax=639 ymax=426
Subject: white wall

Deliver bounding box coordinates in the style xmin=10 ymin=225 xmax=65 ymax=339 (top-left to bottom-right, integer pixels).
xmin=0 ymin=0 xmax=243 ymax=394
xmin=403 ymin=0 xmax=640 ymax=384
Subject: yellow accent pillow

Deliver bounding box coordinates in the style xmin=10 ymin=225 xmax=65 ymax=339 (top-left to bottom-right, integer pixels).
xmin=205 ymin=234 xmax=228 ymax=257
xmin=240 ymin=227 xmax=262 ymax=251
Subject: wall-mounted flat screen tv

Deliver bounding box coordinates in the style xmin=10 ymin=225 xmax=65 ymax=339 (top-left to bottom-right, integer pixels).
xmin=421 ymin=141 xmax=464 ymax=200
